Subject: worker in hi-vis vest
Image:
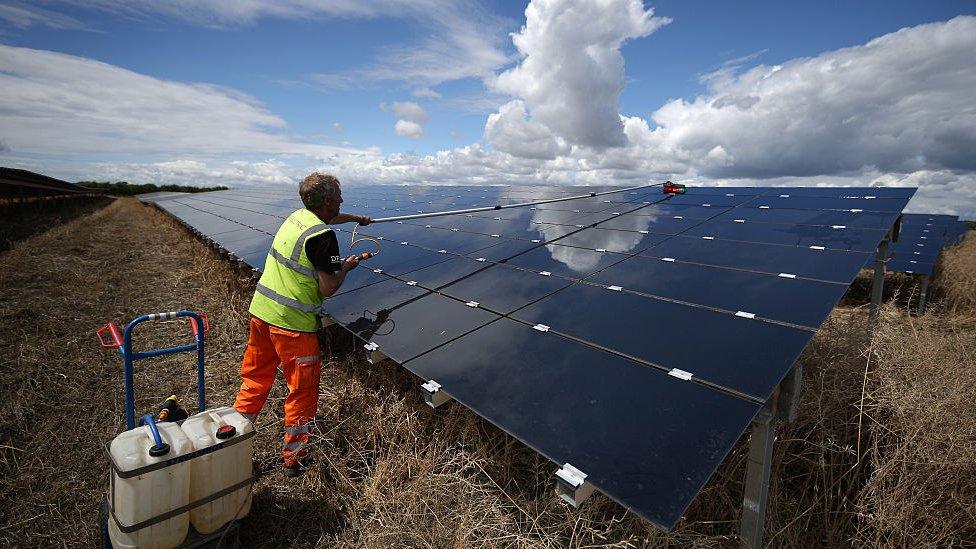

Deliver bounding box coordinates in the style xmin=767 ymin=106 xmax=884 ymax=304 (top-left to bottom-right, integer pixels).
xmin=234 ymin=172 xmax=371 ymax=477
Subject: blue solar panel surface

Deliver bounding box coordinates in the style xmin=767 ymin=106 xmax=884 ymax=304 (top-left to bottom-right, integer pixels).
xmin=143 ymin=184 xmax=914 ymax=530
xmin=883 ymin=213 xmax=966 ymax=276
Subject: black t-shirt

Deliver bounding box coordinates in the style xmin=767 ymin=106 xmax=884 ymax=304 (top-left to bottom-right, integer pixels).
xmin=304 ymin=231 xmax=342 ymax=274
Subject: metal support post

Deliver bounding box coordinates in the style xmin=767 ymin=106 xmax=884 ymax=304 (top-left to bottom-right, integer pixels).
xmin=739 ymin=363 xmax=802 ymax=549
xmin=775 ymin=363 xmax=803 ymax=423
xmin=739 ymin=406 xmax=775 ymax=549
xmin=917 ymin=274 xmax=930 ymax=316
xmin=869 ymin=236 xmax=890 ymax=324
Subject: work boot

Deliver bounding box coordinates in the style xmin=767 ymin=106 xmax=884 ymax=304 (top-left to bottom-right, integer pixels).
xmin=282 ymin=462 xmax=304 ymax=478
xmin=282 ymin=456 xmax=312 ymax=478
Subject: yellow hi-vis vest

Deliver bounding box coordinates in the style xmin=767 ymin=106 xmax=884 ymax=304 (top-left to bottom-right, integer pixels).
xmin=249 ymin=208 xmax=333 ymax=332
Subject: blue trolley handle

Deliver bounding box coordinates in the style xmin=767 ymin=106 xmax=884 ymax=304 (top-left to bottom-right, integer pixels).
xmin=117 ymin=310 xmax=208 ymax=430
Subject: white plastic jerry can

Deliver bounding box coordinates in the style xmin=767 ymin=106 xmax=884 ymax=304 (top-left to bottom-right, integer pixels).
xmin=181 ymin=406 xmax=254 ymax=534
xmin=108 ymin=422 xmax=193 ymax=549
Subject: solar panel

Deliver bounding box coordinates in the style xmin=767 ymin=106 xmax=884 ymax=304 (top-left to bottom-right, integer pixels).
xmin=148 ymin=183 xmax=915 ymax=529
xmin=883 ymin=213 xmax=962 ymax=276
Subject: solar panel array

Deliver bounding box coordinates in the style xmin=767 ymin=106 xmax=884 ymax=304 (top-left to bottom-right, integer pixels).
xmin=885 ymin=213 xmax=969 ymax=276
xmin=143 ymin=184 xmax=914 ymax=529
xmin=1 ymin=166 xmax=101 ymax=198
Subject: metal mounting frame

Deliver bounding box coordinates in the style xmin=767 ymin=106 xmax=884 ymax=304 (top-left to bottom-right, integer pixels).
xmin=739 ymin=363 xmax=803 ymax=549
xmin=420 ymin=379 xmax=452 ymax=408
xmin=555 ymin=462 xmax=596 ymax=508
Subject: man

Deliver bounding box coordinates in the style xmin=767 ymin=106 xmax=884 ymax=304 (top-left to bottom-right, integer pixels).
xmin=233 ymin=172 xmax=371 ymax=477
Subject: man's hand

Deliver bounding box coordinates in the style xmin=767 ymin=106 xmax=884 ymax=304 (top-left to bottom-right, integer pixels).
xmin=357 ymin=215 xmax=372 ymax=226
xmin=341 ymin=255 xmax=361 ymax=272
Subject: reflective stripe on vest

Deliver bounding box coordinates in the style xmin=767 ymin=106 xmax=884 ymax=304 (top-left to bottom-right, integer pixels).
xmin=291 ymin=224 xmax=329 ymax=260
xmin=254 ymin=283 xmax=320 ymax=314
xmin=268 ymin=247 xmax=316 ymax=278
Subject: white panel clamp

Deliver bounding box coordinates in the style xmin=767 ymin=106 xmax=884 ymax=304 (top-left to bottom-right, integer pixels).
xmin=607 ymin=285 xmax=623 ymax=292
xmin=555 ymin=463 xmax=595 ymax=508
xmin=668 ymin=368 xmax=694 ymax=381
xmin=421 ymin=380 xmax=452 ymax=408
xmin=533 ymin=324 xmax=550 ymax=332
xmin=539 ymin=271 xmax=552 ymax=276
xmin=465 ymin=301 xmax=479 ymax=308
xmin=363 ymin=341 xmax=386 ymax=365
xmin=735 ymin=311 xmax=757 ymax=319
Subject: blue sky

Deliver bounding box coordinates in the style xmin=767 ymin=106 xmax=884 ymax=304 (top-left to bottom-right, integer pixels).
xmin=0 ymin=1 xmax=974 ymax=215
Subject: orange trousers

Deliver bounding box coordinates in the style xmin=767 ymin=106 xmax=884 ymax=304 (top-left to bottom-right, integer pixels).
xmin=234 ymin=316 xmax=321 ymax=466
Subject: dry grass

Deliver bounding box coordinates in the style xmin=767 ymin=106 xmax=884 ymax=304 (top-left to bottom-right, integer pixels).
xmin=936 ymin=232 xmax=976 ymax=315
xmin=853 ymin=234 xmax=976 ymax=547
xmin=1 ymin=198 xmax=973 ymax=547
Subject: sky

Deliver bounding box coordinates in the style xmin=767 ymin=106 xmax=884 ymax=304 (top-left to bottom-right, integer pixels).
xmin=0 ymin=0 xmax=974 ymax=216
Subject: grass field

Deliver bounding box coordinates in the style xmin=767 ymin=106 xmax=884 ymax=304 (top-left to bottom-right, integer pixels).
xmin=1 ymin=197 xmax=972 ymax=547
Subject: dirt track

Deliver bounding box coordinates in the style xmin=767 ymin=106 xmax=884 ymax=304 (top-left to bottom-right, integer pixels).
xmin=1 ymin=197 xmax=973 ymax=547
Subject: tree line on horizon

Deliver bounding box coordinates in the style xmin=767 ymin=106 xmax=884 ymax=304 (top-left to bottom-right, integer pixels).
xmin=77 ymin=181 xmax=228 ymax=196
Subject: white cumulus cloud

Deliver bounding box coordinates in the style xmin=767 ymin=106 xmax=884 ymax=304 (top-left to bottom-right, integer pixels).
xmin=490 ymin=0 xmax=670 ymax=150
xmin=394 ymin=120 xmax=424 ymax=139
xmin=384 ymin=101 xmax=429 ymax=138
xmin=385 ymin=101 xmax=429 ymax=124
xmin=484 ymin=100 xmax=567 ymax=160
xmin=648 ymin=16 xmax=976 ymax=179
